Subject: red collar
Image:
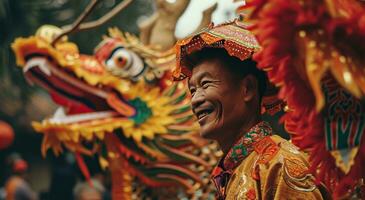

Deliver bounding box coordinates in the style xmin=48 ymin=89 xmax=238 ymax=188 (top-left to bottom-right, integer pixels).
xmin=223 ymin=121 xmax=272 ymax=170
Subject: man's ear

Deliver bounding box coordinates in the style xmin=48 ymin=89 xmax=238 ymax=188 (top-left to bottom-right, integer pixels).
xmin=240 ymin=74 xmax=258 ymax=102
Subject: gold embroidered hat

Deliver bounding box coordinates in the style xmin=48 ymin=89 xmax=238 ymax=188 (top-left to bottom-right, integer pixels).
xmin=172 ymin=19 xmax=261 ymax=81
xmin=172 ymin=19 xmax=283 ymax=115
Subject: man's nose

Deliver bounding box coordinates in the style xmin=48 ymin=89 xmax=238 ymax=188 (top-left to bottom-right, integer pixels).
xmin=191 ymin=90 xmax=204 ymax=111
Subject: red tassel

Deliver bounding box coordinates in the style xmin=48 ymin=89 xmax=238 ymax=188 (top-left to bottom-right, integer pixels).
xmin=74 ymin=152 xmax=92 ymax=187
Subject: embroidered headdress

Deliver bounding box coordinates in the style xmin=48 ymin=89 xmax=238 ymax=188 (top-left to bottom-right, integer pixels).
xmin=173 ymin=19 xmax=283 ymax=114
xmin=173 ymin=19 xmax=260 ymax=80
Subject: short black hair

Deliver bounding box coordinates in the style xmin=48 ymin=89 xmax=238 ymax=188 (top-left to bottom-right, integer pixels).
xmin=183 ymin=47 xmax=268 ymax=99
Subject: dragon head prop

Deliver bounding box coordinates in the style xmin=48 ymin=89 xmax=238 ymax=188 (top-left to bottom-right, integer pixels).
xmin=240 ymin=0 xmax=365 ymax=198
xmin=12 ymin=24 xmax=218 ymax=199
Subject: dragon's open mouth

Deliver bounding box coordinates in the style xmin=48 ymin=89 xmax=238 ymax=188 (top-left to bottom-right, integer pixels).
xmin=23 ymin=56 xmax=127 ymax=124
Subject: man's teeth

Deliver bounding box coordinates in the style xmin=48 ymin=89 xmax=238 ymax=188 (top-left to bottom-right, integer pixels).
xmin=197 ymin=111 xmax=211 ymax=119
xmin=198 ymin=113 xmax=207 ymax=119
xmin=24 ymin=58 xmax=52 ymax=76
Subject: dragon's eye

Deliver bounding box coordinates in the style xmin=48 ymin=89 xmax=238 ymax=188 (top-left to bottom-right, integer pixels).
xmin=105 ymin=47 xmax=144 ymax=78
xmin=113 ymin=55 xmax=128 ymax=68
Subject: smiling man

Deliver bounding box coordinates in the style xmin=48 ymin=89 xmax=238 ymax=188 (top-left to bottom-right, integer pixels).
xmin=173 ymin=20 xmax=329 ymax=200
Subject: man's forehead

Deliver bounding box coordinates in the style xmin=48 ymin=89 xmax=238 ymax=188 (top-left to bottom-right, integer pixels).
xmin=189 ymin=71 xmax=213 ymax=82
xmin=188 ymin=62 xmax=219 ymax=85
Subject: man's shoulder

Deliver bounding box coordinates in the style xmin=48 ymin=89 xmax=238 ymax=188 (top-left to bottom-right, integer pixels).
xmin=230 ymin=134 xmax=315 ymax=187
xmin=229 ymin=134 xmax=311 ymax=184
xmin=265 ymin=135 xmax=312 ymax=177
xmin=271 ymin=135 xmax=306 ymax=154
xmin=232 ymin=134 xmax=308 ymax=172
xmin=226 ymin=135 xmax=326 ymax=199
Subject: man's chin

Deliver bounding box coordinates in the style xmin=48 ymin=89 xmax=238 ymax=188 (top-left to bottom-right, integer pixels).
xmin=198 ymin=113 xmax=222 ymax=140
xmin=199 ymin=126 xmax=220 ymax=140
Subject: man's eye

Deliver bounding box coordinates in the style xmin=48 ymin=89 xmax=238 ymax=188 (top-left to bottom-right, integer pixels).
xmin=201 ymin=80 xmax=211 ymax=88
xmin=189 ymin=88 xmax=196 ymax=95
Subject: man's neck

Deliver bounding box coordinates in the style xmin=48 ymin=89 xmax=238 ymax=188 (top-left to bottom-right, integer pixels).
xmin=219 ymin=116 xmax=261 ymax=155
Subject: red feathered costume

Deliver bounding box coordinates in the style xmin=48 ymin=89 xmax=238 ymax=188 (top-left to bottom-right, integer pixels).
xmin=240 ymin=0 xmax=365 ymax=199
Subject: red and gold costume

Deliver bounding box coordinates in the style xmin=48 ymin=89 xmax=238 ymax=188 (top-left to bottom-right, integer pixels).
xmin=173 ymin=20 xmax=326 ymax=200
xmin=239 ymin=0 xmax=365 ymax=198
xmin=211 ymin=121 xmax=325 ymax=200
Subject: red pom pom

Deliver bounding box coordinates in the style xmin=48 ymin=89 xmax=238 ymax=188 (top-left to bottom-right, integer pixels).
xmin=0 ymin=121 xmax=14 ymax=150
xmin=12 ymin=159 xmax=28 ymax=173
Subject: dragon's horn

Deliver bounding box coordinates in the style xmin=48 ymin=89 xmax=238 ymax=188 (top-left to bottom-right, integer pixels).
xmin=52 ymin=0 xmax=134 ymax=46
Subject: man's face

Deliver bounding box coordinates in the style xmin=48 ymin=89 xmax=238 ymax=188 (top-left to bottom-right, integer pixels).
xmin=188 ymin=59 xmax=247 ymax=140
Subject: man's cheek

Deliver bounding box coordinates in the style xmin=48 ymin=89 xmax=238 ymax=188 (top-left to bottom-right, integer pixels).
xmin=214 ymin=109 xmax=224 ymax=129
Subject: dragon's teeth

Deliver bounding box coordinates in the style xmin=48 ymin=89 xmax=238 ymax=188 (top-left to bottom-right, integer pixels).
xmin=23 ymin=58 xmax=52 ymax=76
xmin=54 ymin=107 xmax=67 ymax=118
xmin=48 ymin=111 xmax=120 ymax=124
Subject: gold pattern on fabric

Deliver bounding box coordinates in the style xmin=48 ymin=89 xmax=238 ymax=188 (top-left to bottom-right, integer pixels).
xmin=224 ymin=135 xmax=325 ymax=200
xmin=279 ymin=140 xmax=300 ymax=155
xmin=253 ymin=136 xmax=279 ymax=165
xmin=283 ymin=158 xmax=308 ymax=179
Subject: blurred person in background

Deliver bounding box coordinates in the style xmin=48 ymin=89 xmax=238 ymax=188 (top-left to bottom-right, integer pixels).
xmin=73 ymin=179 xmax=105 ymax=200
xmin=4 ymin=153 xmax=37 ymax=200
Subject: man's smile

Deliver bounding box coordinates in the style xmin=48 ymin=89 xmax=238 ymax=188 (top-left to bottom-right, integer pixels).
xmin=193 ymin=105 xmax=215 ymax=123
